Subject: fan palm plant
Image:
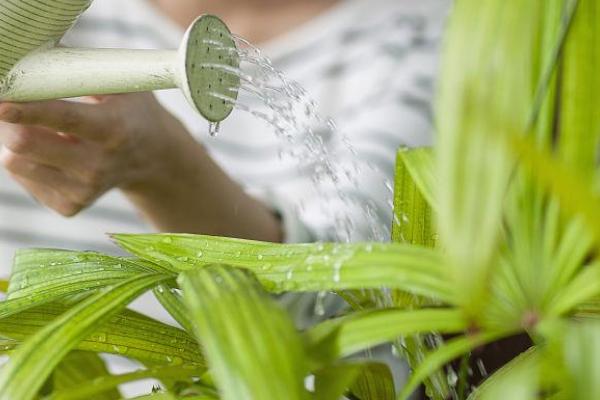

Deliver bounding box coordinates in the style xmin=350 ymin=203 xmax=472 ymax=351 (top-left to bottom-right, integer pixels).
xmin=0 ymin=0 xmax=597 ymax=399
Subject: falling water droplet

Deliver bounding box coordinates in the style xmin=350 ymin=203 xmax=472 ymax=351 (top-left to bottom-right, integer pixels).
xmin=314 ymin=291 xmax=327 ymax=316
xmin=164 ymin=355 xmax=183 ymax=365
xmin=384 ymin=180 xmax=394 ymax=193
xmin=447 ymin=368 xmax=458 ymax=387
xmin=476 ymin=358 xmax=488 ymax=378
xmin=391 ymin=344 xmax=401 ymax=358
xmin=111 ymin=345 xmax=128 ymax=354
xmin=208 ymin=121 xmax=221 ymax=137
xmin=333 ymin=261 xmax=342 ymax=283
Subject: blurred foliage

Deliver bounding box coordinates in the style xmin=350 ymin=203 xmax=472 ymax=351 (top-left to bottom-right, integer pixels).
xmin=0 ymin=0 xmax=598 ymax=399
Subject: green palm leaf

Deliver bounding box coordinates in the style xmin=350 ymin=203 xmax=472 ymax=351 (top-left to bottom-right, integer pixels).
xmin=392 ymin=148 xmax=437 ymax=246
xmin=349 ymin=362 xmax=396 ymax=400
xmin=113 ymin=234 xmax=453 ymax=302
xmin=0 ymin=250 xmax=168 ymax=320
xmin=306 ymin=309 xmax=467 ymax=361
xmin=179 ymin=265 xmax=310 ymax=400
xmin=51 ymin=351 xmax=121 ymax=400
xmin=0 ymin=303 xmax=204 ymax=365
xmin=47 ymin=364 xmax=205 ymax=400
xmin=0 ymin=273 xmax=168 ymax=400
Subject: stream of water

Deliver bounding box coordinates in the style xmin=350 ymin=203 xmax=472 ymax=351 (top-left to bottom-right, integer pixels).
xmin=204 ymin=33 xmax=396 ymax=245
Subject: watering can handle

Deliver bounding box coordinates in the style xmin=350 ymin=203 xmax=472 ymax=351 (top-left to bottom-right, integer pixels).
xmin=0 ymin=15 xmax=240 ymax=123
xmin=0 ymin=48 xmax=179 ymax=101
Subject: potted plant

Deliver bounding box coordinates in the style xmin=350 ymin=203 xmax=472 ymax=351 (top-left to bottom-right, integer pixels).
xmin=0 ymin=0 xmax=597 ymax=399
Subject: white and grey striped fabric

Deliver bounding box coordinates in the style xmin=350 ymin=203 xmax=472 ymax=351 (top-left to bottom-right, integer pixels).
xmin=0 ymin=0 xmax=448 ymax=278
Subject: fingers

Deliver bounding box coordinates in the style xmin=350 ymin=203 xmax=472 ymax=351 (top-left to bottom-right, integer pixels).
xmin=0 ymin=93 xmax=171 ymax=217
xmin=0 ymin=122 xmax=86 ymax=169
xmin=12 ymin=176 xmax=84 ymax=217
xmin=1 ymin=148 xmax=101 ymax=215
xmin=0 ymin=100 xmax=112 ymax=141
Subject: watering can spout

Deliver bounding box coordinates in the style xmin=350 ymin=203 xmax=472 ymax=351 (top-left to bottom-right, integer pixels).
xmin=0 ymin=10 xmax=240 ymax=123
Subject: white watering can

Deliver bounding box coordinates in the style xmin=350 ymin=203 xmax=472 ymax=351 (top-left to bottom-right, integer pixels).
xmin=0 ymin=0 xmax=240 ymax=123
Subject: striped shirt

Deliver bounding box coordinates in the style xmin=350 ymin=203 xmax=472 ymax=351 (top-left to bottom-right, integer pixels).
xmin=0 ymin=0 xmax=448 ymax=278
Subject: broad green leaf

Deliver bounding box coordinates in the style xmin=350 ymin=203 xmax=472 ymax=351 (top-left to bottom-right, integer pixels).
xmin=131 ymin=394 xmax=215 ymax=400
xmin=113 ymin=234 xmax=453 ymax=303
xmin=500 ymin=0 xmax=598 ymax=315
xmin=560 ymin=321 xmax=600 ymax=399
xmin=0 ymin=338 xmax=18 ymax=354
xmin=436 ymin=0 xmax=542 ymax=313
xmin=504 ymin=131 xmax=600 ymax=245
xmin=306 ymin=308 xmax=467 ymax=361
xmin=153 ymin=282 xmax=194 ymax=334
xmin=130 ymin=394 xmax=177 ymax=400
xmin=542 ymin=217 xmax=595 ymax=309
xmin=557 ymin=0 xmax=600 ymax=182
xmin=574 ymin=300 xmax=600 ymax=320
xmin=396 ymin=147 xmax=437 ymax=211
xmin=179 ymin=266 xmax=310 ymax=400
xmin=497 ymin=1 xmax=569 ymax=315
xmin=314 ymin=362 xmax=395 ymax=400
xmin=469 ymin=347 xmax=538 ymax=400
xmin=0 ymin=250 xmax=170 ymax=321
xmin=391 ymin=148 xmax=439 ymax=310
xmin=52 ymin=351 xmax=121 ymax=400
xmin=397 ymin=331 xmax=512 ymax=400
xmin=0 ymin=303 xmax=204 ymax=366
xmin=314 ymin=363 xmax=363 ymax=400
xmin=47 ymin=364 xmax=205 ymax=400
xmin=8 ymin=249 xmax=167 ymax=299
xmin=0 ymin=273 xmax=168 ymax=400
xmin=349 ymin=362 xmax=396 ymax=400
xmin=392 ymin=148 xmax=436 ymax=247
xmin=528 ymin=0 xmax=572 ymax=139
xmin=546 ymin=262 xmax=600 ymax=317
xmin=0 ymin=280 xmax=8 ymax=293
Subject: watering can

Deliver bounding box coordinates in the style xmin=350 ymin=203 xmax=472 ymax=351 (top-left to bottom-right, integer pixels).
xmin=0 ymin=0 xmax=240 ymax=123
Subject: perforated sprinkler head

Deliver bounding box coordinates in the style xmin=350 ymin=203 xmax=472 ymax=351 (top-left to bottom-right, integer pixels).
xmin=0 ymin=0 xmax=240 ymax=124
xmin=179 ymin=15 xmax=240 ymax=123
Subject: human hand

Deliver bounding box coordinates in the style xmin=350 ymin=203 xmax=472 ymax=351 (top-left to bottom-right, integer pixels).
xmin=0 ymin=93 xmax=192 ymax=216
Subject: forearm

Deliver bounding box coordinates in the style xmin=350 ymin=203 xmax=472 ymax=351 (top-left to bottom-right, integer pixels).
xmin=122 ymin=127 xmax=283 ymax=242
xmin=0 ymin=94 xmax=281 ymax=241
